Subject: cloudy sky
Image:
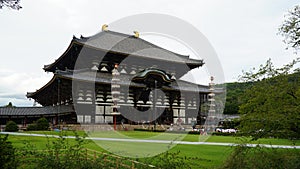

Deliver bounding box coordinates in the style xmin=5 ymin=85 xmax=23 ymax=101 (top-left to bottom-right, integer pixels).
xmin=0 ymin=0 xmax=299 ymax=106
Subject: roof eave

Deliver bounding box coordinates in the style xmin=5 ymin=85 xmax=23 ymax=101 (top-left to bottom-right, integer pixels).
xmin=43 ymin=38 xmax=79 ymax=72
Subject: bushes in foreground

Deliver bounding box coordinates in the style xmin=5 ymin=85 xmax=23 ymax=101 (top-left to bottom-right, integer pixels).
xmin=19 ymin=132 xmax=101 ymax=169
xmin=221 ymin=144 xmax=300 ymax=169
xmin=18 ymin=131 xmax=195 ymax=169
xmin=0 ymin=135 xmax=18 ymax=169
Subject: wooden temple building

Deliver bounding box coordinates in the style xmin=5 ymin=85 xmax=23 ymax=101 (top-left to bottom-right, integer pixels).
xmin=1 ymin=28 xmax=217 ymax=128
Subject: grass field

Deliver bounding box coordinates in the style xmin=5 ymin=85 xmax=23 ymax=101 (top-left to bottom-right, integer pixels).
xmin=2 ymin=131 xmax=300 ymax=168
xmin=6 ymin=134 xmax=232 ymax=168
xmin=20 ymin=130 xmax=300 ymax=145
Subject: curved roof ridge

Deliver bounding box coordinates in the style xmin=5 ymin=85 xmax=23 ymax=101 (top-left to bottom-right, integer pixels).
xmin=76 ymin=30 xmax=194 ymax=59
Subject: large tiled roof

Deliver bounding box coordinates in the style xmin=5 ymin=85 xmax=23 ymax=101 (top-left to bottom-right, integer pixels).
xmin=75 ymin=30 xmax=203 ymax=65
xmin=44 ymin=30 xmax=203 ymax=72
xmin=0 ymin=105 xmax=74 ymax=116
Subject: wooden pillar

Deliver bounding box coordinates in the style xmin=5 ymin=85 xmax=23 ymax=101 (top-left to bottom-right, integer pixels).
xmin=55 ymin=114 xmax=58 ymax=125
xmin=24 ymin=116 xmax=27 ymax=127
xmin=113 ymin=115 xmax=117 ymax=130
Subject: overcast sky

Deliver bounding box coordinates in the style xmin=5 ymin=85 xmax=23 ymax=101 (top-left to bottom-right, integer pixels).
xmin=0 ymin=0 xmax=299 ymax=106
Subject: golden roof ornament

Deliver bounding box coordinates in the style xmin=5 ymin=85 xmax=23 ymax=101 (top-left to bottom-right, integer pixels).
xmin=133 ymin=31 xmax=139 ymax=38
xmin=102 ymin=24 xmax=108 ymax=31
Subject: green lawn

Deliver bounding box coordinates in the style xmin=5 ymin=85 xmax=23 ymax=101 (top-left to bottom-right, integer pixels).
xmin=5 ymin=131 xmax=299 ymax=169
xmin=169 ymin=144 xmax=233 ymax=168
xmin=6 ymin=134 xmax=232 ymax=168
xmin=22 ymin=130 xmax=300 ymax=145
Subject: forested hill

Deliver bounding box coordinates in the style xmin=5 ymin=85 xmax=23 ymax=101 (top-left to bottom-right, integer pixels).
xmin=223 ymin=71 xmax=300 ymax=114
xmin=223 ymin=82 xmax=253 ymax=114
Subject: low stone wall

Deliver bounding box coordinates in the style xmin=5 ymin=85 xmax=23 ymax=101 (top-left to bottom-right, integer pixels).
xmin=63 ymin=124 xmax=194 ymax=132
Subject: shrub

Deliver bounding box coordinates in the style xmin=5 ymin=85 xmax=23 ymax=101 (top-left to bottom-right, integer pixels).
xmin=20 ymin=131 xmax=104 ymax=168
xmin=221 ymin=144 xmax=300 ymax=169
xmin=35 ymin=118 xmax=49 ymax=130
xmin=141 ymin=151 xmax=197 ymax=169
xmin=5 ymin=121 xmax=18 ymax=132
xmin=26 ymin=123 xmax=37 ymax=131
xmin=27 ymin=118 xmax=49 ymax=131
xmin=0 ymin=134 xmax=18 ymax=169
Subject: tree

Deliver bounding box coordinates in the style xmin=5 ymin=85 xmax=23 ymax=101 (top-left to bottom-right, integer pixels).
xmin=238 ymin=58 xmax=300 ymax=140
xmin=5 ymin=102 xmax=15 ymax=108
xmin=0 ymin=0 xmax=22 ymax=10
xmin=279 ymin=5 xmax=300 ymax=52
xmin=222 ymin=5 xmax=300 ymax=168
xmin=239 ymin=59 xmax=300 ymax=138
